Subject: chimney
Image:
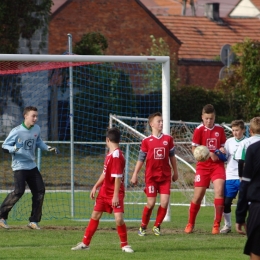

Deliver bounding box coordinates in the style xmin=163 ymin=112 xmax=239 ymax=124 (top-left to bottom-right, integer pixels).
xmin=205 ymin=3 xmax=220 ymax=21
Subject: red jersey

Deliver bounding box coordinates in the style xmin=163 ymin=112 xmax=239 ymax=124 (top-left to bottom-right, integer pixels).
xmin=192 ymin=123 xmax=226 ymax=165
xmin=99 ymin=148 xmax=125 ymax=199
xmin=141 ymin=133 xmax=175 ymax=182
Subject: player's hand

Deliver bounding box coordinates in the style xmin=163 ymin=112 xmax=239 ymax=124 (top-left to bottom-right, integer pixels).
xmin=210 ymin=152 xmax=219 ymax=162
xmin=48 ymin=146 xmax=60 ymax=154
xmin=14 ymin=138 xmax=23 ymax=152
xmin=90 ymin=187 xmax=97 ymax=200
xmin=236 ymin=223 xmax=246 ymax=235
xmin=130 ymin=174 xmax=138 ymax=185
xmin=172 ymin=171 xmax=179 ymax=182
xmin=112 ymin=195 xmax=119 ymax=207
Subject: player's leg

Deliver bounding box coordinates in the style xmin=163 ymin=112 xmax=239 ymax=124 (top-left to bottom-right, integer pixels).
xmin=212 ymin=178 xmax=225 ymax=234
xmin=114 ymin=212 xmax=134 ymax=253
xmin=26 ymin=167 xmax=45 ymax=229
xmin=153 ymin=181 xmax=171 ymax=235
xmin=0 ymin=170 xmax=27 ymax=229
xmin=71 ymin=210 xmax=102 ymax=251
xmin=184 ymin=186 xmax=207 ymax=233
xmin=138 ymin=183 xmax=157 ymax=236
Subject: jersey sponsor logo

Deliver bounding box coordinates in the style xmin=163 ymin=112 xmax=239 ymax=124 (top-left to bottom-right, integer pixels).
xmin=149 ymin=139 xmax=153 ymax=141
xmin=215 ymin=132 xmax=219 ymax=137
xmin=154 ymin=147 xmax=165 ymax=159
xmin=206 ymin=138 xmax=217 ymax=150
xmin=24 ymin=139 xmax=34 ymax=150
xmin=163 ymin=141 xmax=168 ymax=145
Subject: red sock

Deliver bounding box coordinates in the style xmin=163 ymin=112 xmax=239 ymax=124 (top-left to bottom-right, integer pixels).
xmin=82 ymin=218 xmax=99 ymax=245
xmin=214 ymin=198 xmax=224 ymax=224
xmin=188 ymin=202 xmax=200 ymax=225
xmin=141 ymin=206 xmax=153 ymax=228
xmin=154 ymin=206 xmax=167 ymax=227
xmin=117 ymin=223 xmax=128 ymax=248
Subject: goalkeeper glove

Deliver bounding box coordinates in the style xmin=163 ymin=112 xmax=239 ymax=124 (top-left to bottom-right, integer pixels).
xmin=48 ymin=146 xmax=60 ymax=154
xmin=214 ymin=149 xmax=227 ymax=162
xmin=14 ymin=139 xmax=23 ymax=152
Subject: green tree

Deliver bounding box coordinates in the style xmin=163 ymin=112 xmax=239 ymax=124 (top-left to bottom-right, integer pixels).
xmin=216 ymin=38 xmax=260 ymax=121
xmin=0 ymin=0 xmax=53 ymax=54
xmin=142 ymin=35 xmax=179 ymax=93
xmin=73 ymin=32 xmax=108 ymax=55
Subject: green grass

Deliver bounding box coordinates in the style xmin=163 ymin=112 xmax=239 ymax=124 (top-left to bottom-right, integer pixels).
xmin=0 ymin=206 xmax=247 ymax=260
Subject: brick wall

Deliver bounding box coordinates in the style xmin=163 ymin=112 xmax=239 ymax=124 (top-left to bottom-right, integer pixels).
xmin=49 ymin=0 xmax=180 ymax=57
xmin=178 ymin=60 xmax=224 ymax=89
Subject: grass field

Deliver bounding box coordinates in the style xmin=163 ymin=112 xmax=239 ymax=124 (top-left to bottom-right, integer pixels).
xmin=0 ymin=206 xmax=247 ymax=260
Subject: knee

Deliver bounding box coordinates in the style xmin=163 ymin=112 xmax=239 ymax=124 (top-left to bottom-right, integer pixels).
xmin=224 ymin=198 xmax=233 ymax=213
xmin=13 ymin=190 xmax=24 ymax=198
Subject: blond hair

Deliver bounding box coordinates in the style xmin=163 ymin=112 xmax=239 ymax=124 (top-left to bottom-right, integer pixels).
xmin=250 ymin=117 xmax=260 ymax=134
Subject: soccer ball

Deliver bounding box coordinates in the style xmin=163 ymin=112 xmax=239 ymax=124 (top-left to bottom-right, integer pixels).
xmin=193 ymin=145 xmax=210 ymax=162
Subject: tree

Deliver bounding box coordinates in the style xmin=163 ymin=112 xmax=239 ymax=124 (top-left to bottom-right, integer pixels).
xmin=0 ymin=0 xmax=53 ymax=54
xmin=142 ymin=35 xmax=179 ymax=93
xmin=216 ymin=38 xmax=260 ymax=121
xmin=73 ymin=32 xmax=108 ymax=55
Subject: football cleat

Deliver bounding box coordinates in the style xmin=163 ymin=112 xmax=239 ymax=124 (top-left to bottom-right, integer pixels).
xmin=27 ymin=222 xmax=40 ymax=230
xmin=122 ymin=245 xmax=134 ymax=253
xmin=0 ymin=219 xmax=10 ymax=229
xmin=71 ymin=242 xmax=90 ymax=251
xmin=184 ymin=223 xmax=194 ymax=234
xmin=138 ymin=226 xmax=146 ymax=236
xmin=152 ymin=226 xmax=161 ymax=236
xmin=212 ymin=223 xmax=220 ymax=234
xmin=220 ymin=225 xmax=231 ymax=234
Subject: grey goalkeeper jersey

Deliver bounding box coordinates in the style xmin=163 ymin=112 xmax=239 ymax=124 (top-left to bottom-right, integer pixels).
xmin=2 ymin=123 xmax=49 ymax=171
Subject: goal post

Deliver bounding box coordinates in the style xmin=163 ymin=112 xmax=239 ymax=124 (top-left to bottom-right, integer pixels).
xmin=0 ymin=53 xmax=171 ymax=221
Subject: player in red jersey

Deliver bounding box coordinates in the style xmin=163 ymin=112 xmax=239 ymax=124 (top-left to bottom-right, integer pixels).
xmin=184 ymin=104 xmax=226 ymax=234
xmin=131 ymin=112 xmax=179 ymax=236
xmin=71 ymin=127 xmax=134 ymax=253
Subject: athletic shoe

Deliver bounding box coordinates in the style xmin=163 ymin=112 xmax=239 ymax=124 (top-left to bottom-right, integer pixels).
xmin=212 ymin=223 xmax=220 ymax=234
xmin=0 ymin=219 xmax=9 ymax=229
xmin=122 ymin=245 xmax=134 ymax=253
xmin=220 ymin=225 xmax=231 ymax=234
xmin=27 ymin=222 xmax=40 ymax=230
xmin=184 ymin=223 xmax=194 ymax=234
xmin=138 ymin=226 xmax=146 ymax=236
xmin=71 ymin=242 xmax=90 ymax=251
xmin=152 ymin=226 xmax=161 ymax=236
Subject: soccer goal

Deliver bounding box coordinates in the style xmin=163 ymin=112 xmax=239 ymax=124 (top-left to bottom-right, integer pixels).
xmin=0 ymin=53 xmax=175 ymax=221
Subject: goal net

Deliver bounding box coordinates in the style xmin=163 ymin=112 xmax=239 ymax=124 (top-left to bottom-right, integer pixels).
xmin=0 ymin=54 xmax=172 ymax=221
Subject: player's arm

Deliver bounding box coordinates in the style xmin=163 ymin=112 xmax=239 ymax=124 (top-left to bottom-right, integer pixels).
xmin=90 ymin=173 xmax=105 ymax=200
xmin=112 ymin=177 xmax=122 ymax=207
xmin=236 ymin=147 xmax=253 ymax=234
xmin=130 ymin=150 xmax=146 ymax=185
xmin=2 ymin=130 xmax=22 ymax=153
xmin=169 ymin=147 xmax=178 ymax=182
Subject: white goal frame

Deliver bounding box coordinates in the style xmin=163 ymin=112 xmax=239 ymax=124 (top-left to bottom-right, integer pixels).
xmin=0 ymin=54 xmax=170 ymax=220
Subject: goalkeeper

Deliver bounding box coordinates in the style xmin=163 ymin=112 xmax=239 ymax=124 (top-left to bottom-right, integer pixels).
xmin=0 ymin=106 xmax=59 ymax=230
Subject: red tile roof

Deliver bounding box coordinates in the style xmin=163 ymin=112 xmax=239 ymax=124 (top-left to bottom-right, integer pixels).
xmin=157 ymin=16 xmax=260 ymax=59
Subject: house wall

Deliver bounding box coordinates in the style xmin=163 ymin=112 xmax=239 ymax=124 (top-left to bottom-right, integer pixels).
xmin=178 ymin=61 xmax=223 ymax=89
xmin=49 ymin=0 xmax=180 ymax=57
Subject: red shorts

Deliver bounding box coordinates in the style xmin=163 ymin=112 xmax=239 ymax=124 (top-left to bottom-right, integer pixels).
xmin=144 ymin=180 xmax=171 ymax=197
xmin=194 ymin=162 xmax=225 ymax=188
xmin=94 ymin=193 xmax=124 ymax=214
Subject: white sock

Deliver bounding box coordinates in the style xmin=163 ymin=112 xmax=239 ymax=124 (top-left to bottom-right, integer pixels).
xmin=223 ymin=212 xmax=231 ymax=227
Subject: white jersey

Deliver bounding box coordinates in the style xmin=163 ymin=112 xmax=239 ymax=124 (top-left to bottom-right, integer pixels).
xmin=225 ymin=136 xmax=247 ymax=180
xmin=234 ymin=135 xmax=260 ymax=161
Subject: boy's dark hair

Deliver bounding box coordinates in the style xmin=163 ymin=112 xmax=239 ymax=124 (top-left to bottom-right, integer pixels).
xmin=202 ymin=104 xmax=215 ymax=114
xmin=106 ymin=127 xmax=121 ymax=143
xmin=250 ymin=117 xmax=260 ymax=134
xmin=23 ymin=106 xmax=38 ymax=116
xmin=231 ymin=119 xmax=245 ymax=130
xmin=148 ymin=112 xmax=162 ymax=124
